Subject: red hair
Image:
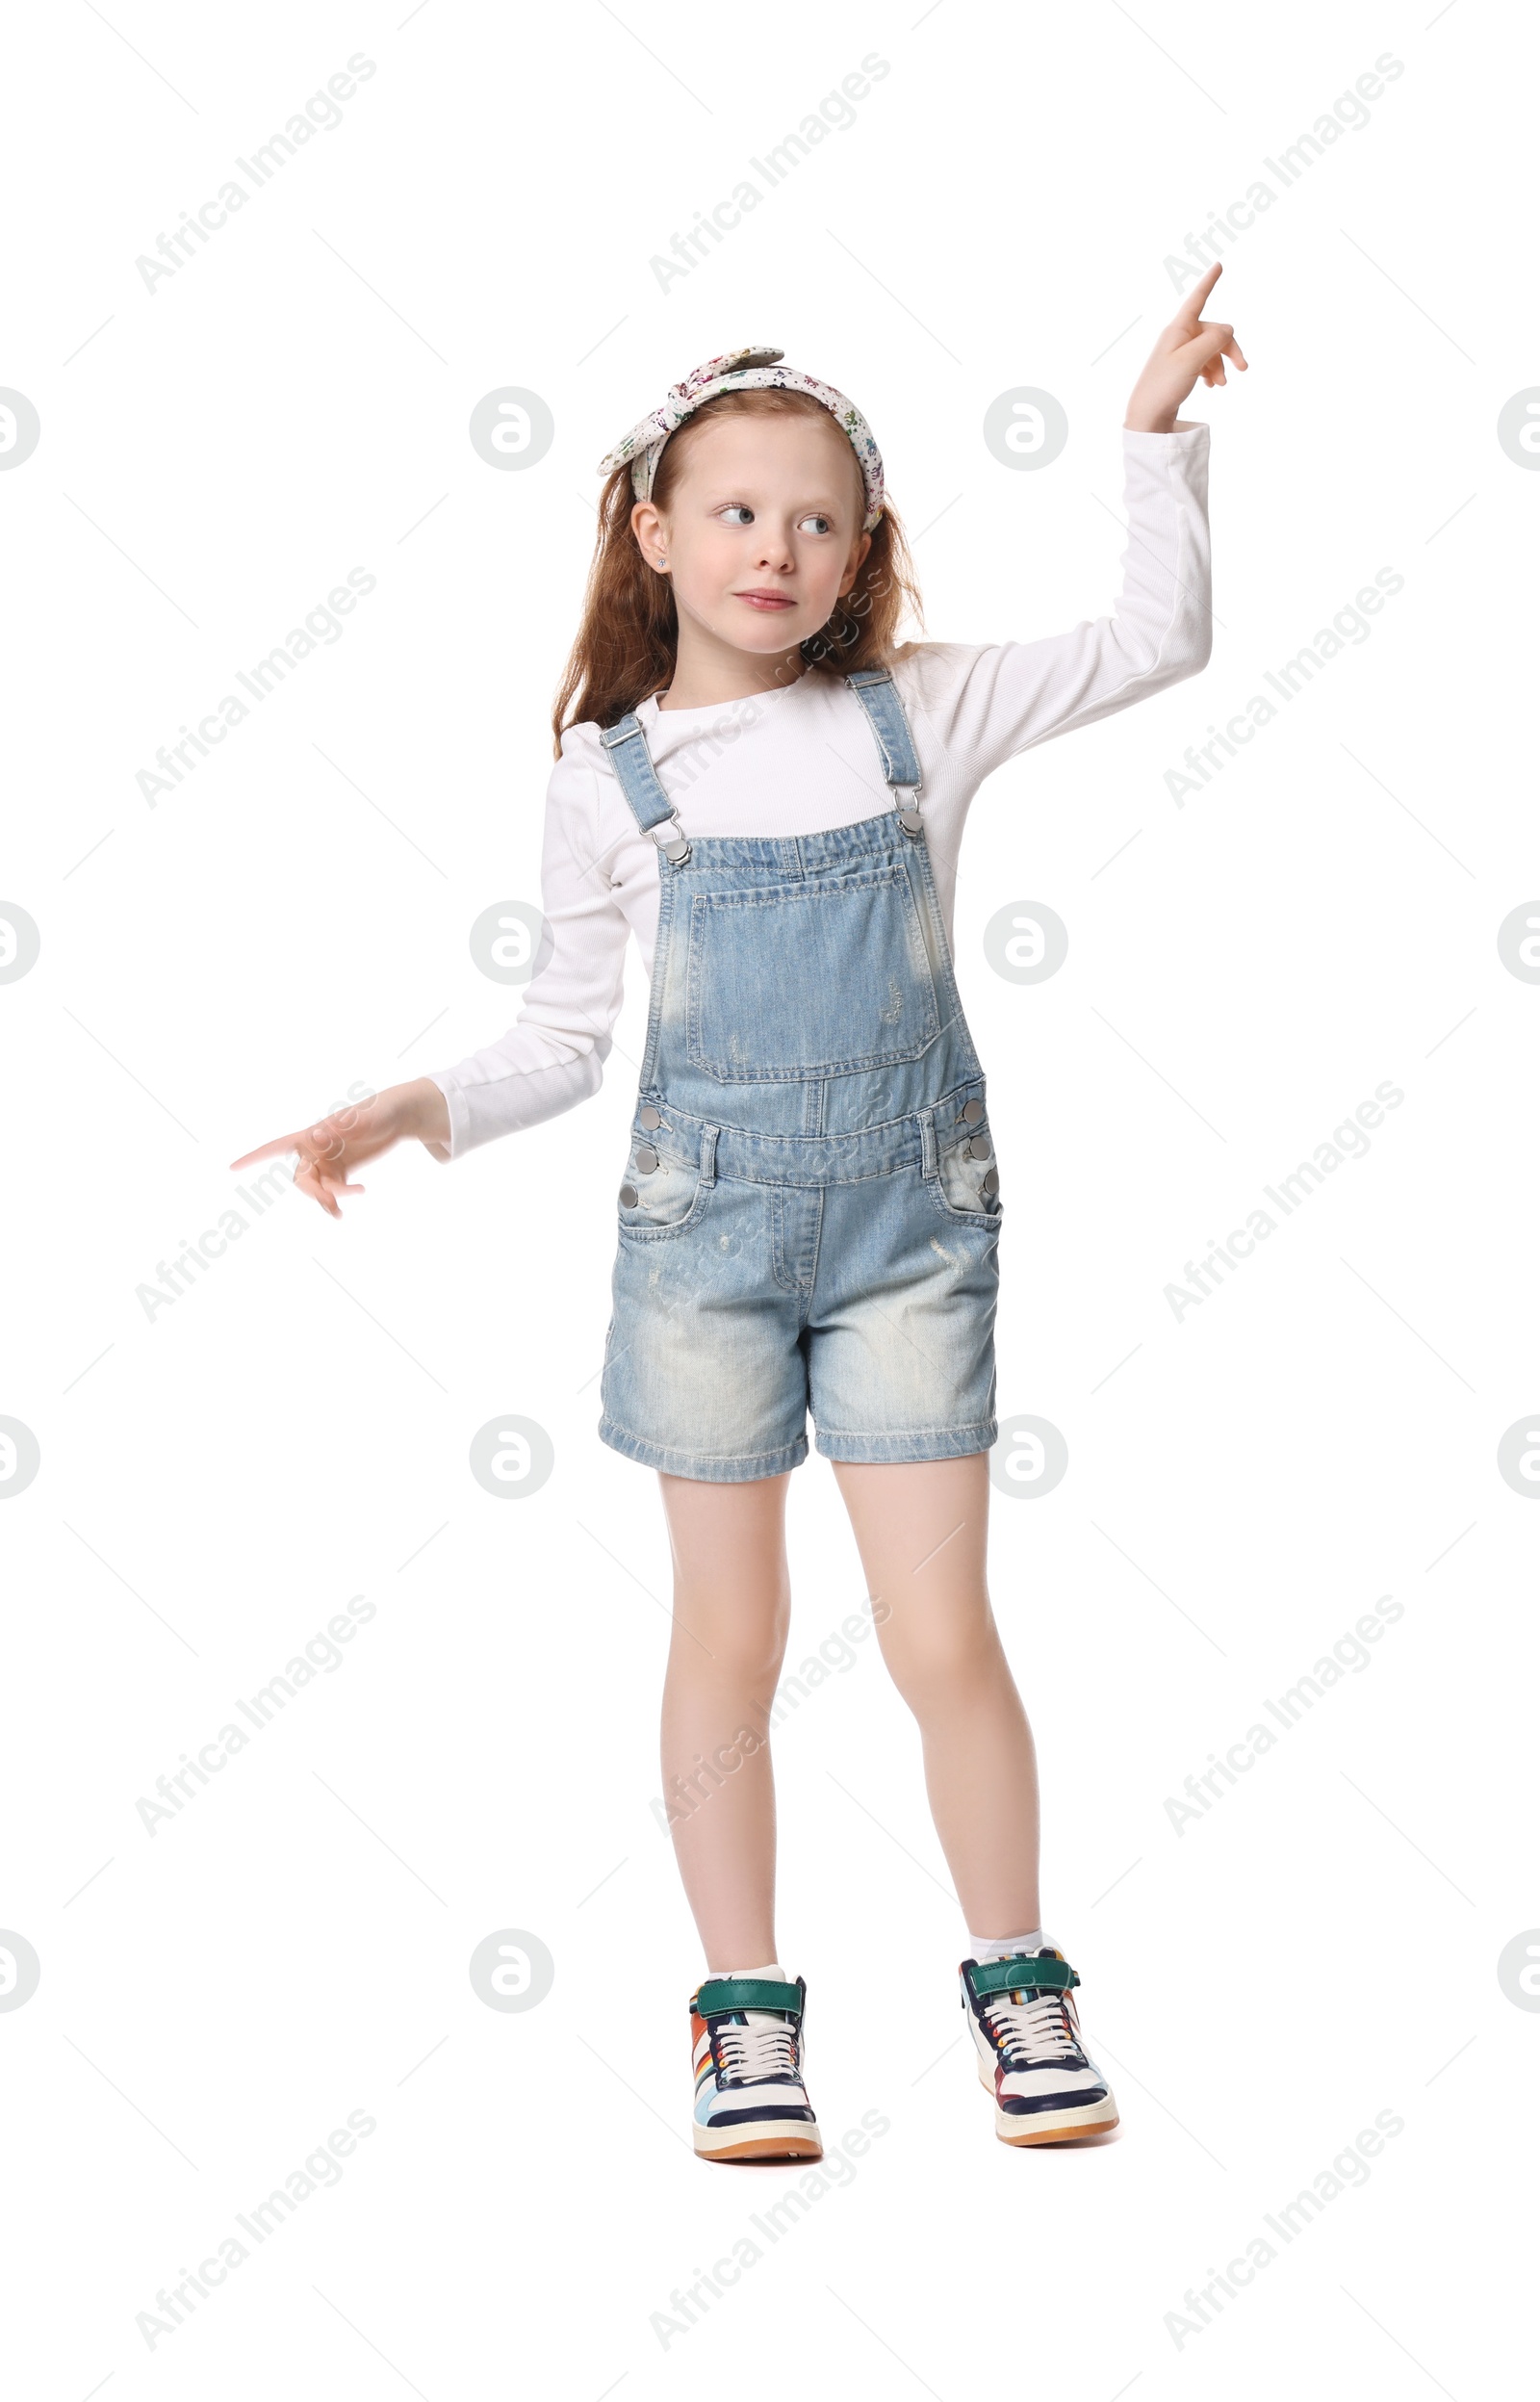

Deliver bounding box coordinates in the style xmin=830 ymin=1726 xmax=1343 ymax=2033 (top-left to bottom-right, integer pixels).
xmin=552 ymin=387 xmax=923 ymax=756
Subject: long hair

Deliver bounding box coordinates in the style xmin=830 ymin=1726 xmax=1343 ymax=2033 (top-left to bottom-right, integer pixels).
xmin=551 ymin=387 xmax=924 ymax=755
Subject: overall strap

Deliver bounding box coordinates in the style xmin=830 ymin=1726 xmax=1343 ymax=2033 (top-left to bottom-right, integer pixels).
xmin=844 ymin=668 xmax=923 ymax=838
xmin=598 ymin=712 xmax=692 ymax=865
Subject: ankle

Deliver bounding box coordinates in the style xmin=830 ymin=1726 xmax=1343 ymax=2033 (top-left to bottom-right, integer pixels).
xmin=968 ymin=1926 xmax=1052 ymax=1962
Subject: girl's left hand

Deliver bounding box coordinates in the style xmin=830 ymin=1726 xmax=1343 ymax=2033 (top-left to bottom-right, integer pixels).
xmin=1124 ymin=261 xmax=1246 ymax=433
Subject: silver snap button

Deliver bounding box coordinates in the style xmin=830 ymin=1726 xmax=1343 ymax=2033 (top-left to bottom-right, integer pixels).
xmin=966 ymin=1136 xmax=991 ymax=1159
xmin=981 ymin=1168 xmax=999 ymax=1197
xmin=962 ymin=1098 xmax=984 ymax=1124
xmin=639 ymin=1105 xmax=662 ymax=1129
xmin=635 ymin=1145 xmax=659 ymax=1174
xmin=619 ymin=1182 xmax=639 ymax=1206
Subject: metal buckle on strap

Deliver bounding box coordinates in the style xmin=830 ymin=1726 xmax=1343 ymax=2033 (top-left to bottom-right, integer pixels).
xmin=894 ymin=784 xmax=923 ymax=839
xmin=601 ymin=719 xmax=692 ymax=861
xmin=648 ymin=815 xmax=691 ymax=865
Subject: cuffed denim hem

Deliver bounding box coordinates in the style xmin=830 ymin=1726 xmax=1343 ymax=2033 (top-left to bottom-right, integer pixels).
xmin=598 ymin=1415 xmax=810 ymax=1483
xmin=813 ymin=1420 xmax=998 ymax=1465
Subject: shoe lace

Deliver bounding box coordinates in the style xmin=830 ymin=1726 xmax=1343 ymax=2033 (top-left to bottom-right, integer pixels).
xmin=984 ymin=1988 xmax=1082 ymax=2069
xmin=712 ymin=2016 xmax=797 ymax=2084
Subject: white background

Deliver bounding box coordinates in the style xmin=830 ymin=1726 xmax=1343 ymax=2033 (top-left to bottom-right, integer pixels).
xmin=3 ymin=1 xmax=1533 ymax=2394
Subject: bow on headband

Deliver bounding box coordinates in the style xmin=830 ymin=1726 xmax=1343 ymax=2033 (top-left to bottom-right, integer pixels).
xmin=597 ymin=346 xmax=885 ymax=530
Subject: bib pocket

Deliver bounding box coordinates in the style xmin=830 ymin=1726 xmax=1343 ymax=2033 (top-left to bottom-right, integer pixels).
xmin=685 ymin=867 xmax=941 ymax=1082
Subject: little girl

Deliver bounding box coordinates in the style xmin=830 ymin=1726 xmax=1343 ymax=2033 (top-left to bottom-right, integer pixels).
xmin=234 ymin=265 xmax=1243 ymax=2160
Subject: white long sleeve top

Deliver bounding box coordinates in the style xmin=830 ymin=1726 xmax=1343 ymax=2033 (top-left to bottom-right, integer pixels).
xmin=427 ymin=421 xmax=1211 ymax=1161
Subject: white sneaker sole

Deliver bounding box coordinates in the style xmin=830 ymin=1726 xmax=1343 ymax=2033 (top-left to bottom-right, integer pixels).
xmin=693 ymin=2116 xmax=823 ymax=2163
xmin=977 ymin=2059 xmax=1119 ymax=2145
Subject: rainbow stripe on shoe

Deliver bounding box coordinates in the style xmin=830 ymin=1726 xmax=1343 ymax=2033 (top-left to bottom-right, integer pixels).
xmin=688 ymin=1974 xmax=822 ymax=2163
xmin=960 ymin=1950 xmax=1120 ymax=2145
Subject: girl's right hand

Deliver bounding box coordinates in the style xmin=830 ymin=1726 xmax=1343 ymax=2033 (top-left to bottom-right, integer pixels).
xmin=229 ymin=1077 xmax=452 ymax=1219
xmin=1124 ymin=259 xmax=1246 ymax=433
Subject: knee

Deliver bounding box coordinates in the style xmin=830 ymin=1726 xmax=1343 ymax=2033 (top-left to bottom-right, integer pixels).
xmin=671 ymin=1591 xmax=790 ymax=1692
xmin=879 ymin=1607 xmax=1002 ymax=1711
xmin=712 ymin=1627 xmax=790 ymax=1691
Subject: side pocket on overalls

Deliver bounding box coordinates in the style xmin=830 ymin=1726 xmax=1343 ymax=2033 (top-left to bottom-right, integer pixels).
xmin=934 ymin=1099 xmax=1004 ymax=1223
xmin=616 ymin=1132 xmax=707 ymax=1237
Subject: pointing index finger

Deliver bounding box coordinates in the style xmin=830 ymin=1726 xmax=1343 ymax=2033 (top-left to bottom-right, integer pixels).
xmin=1171 ymin=259 xmax=1223 ymax=331
xmin=229 ymin=1133 xmax=304 ymax=1172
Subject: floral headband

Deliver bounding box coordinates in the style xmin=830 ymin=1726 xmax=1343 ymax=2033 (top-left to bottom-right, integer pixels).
xmin=596 ymin=346 xmax=885 ymax=531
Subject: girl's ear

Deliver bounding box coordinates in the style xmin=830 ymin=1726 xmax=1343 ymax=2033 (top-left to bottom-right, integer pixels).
xmin=837 ymin=529 xmax=873 ymax=597
xmin=631 ymin=498 xmax=667 ymax=569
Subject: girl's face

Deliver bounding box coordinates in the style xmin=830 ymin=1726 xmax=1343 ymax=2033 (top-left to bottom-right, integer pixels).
xmin=633 ymin=412 xmax=872 ymax=665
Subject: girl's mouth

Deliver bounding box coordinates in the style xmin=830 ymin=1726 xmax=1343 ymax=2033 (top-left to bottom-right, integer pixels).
xmin=735 ymin=591 xmax=796 ymax=611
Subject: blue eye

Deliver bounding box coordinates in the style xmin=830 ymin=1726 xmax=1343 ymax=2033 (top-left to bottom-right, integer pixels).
xmin=801 ymin=514 xmax=834 ymax=535
xmin=720 ymin=504 xmax=754 ymax=526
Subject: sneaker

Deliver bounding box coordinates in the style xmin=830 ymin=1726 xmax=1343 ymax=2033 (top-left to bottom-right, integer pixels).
xmin=960 ymin=1948 xmax=1119 ymax=2145
xmin=688 ymin=1972 xmax=822 ymax=2162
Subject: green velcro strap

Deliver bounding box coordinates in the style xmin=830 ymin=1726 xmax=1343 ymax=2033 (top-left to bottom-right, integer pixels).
xmin=964 ymin=1955 xmax=1079 ymax=2002
xmin=694 ymin=1976 xmax=801 ymax=2019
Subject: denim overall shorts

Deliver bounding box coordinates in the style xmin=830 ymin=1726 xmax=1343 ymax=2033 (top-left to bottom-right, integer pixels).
xmin=597 ymin=667 xmax=1002 ymax=1483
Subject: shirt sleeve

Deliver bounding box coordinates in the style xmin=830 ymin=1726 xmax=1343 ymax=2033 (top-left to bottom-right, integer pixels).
xmin=424 ymin=747 xmax=631 ymax=1162
xmin=905 ymin=420 xmax=1212 ymax=780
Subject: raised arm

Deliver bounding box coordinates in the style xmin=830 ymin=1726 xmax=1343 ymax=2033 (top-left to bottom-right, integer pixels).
xmin=911 ymin=264 xmax=1244 ymax=783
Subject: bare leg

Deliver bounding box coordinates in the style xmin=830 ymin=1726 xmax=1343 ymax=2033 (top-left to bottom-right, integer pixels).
xmin=655 ymin=1469 xmax=793 ymax=1972
xmin=831 ymin=1454 xmax=1040 ymax=1935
